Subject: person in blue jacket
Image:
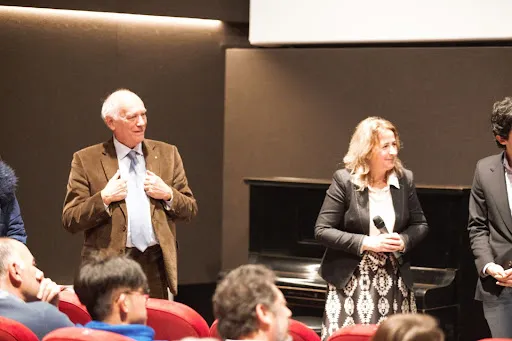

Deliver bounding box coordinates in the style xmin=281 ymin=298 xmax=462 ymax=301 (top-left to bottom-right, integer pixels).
xmin=0 ymin=160 xmax=26 ymax=243
xmin=74 ymin=253 xmax=155 ymax=341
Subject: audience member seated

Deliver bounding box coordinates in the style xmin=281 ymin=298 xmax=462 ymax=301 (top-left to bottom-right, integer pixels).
xmin=213 ymin=264 xmax=292 ymax=341
xmin=73 ymin=252 xmax=155 ymax=341
xmin=370 ymin=314 xmax=444 ymax=341
xmin=0 ymin=238 xmax=73 ymax=339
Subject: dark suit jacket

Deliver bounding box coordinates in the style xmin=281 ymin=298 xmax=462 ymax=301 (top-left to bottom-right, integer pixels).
xmin=0 ymin=160 xmax=26 ymax=243
xmin=314 ymin=168 xmax=428 ymax=290
xmin=468 ymin=152 xmax=512 ymax=300
xmin=62 ymin=139 xmax=198 ymax=295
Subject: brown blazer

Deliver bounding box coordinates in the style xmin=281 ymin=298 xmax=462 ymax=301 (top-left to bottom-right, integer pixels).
xmin=62 ymin=138 xmax=198 ymax=295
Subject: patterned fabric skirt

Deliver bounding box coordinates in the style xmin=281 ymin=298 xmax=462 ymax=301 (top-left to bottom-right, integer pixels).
xmin=321 ymin=251 xmax=417 ymax=341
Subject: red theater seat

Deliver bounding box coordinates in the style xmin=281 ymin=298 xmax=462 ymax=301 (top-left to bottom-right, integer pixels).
xmin=58 ymin=290 xmax=92 ymax=325
xmin=146 ymin=298 xmax=209 ymax=340
xmin=209 ymin=319 xmax=220 ymax=339
xmin=289 ymin=319 xmax=321 ymax=341
xmin=42 ymin=327 xmax=133 ymax=341
xmin=210 ymin=318 xmax=320 ymax=341
xmin=327 ymin=324 xmax=378 ymax=341
xmin=0 ymin=316 xmax=38 ymax=341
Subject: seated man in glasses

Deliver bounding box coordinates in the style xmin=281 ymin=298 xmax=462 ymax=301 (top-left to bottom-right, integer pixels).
xmin=74 ymin=253 xmax=154 ymax=341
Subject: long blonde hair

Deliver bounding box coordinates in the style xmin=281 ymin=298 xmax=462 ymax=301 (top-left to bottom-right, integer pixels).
xmin=343 ymin=117 xmax=404 ymax=190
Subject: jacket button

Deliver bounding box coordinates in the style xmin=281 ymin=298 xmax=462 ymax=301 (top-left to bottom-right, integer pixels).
xmin=122 ymin=225 xmax=127 ymax=231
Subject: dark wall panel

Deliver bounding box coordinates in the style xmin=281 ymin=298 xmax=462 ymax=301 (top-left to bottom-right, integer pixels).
xmin=0 ymin=6 xmax=241 ymax=285
xmin=223 ymin=47 xmax=512 ymax=270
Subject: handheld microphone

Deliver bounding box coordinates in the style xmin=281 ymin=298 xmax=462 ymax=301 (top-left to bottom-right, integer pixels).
xmin=372 ymin=216 xmax=403 ymax=265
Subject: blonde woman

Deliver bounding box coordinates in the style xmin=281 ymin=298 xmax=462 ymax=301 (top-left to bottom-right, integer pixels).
xmin=315 ymin=117 xmax=429 ymax=340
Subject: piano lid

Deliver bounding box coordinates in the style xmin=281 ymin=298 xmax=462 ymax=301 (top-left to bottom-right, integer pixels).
xmin=244 ymin=176 xmax=469 ymax=191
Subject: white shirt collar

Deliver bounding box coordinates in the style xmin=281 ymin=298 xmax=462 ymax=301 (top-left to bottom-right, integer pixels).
xmin=503 ymin=153 xmax=512 ymax=174
xmin=113 ymin=136 xmax=143 ymax=159
xmin=367 ymin=172 xmax=400 ymax=190
xmin=388 ymin=172 xmax=400 ymax=189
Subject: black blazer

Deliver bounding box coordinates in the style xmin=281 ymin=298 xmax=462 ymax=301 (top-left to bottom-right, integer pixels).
xmin=314 ymin=168 xmax=428 ymax=290
xmin=468 ymin=152 xmax=512 ymax=299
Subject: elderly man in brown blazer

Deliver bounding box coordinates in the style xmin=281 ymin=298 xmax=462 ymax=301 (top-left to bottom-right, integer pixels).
xmin=62 ymin=89 xmax=197 ymax=299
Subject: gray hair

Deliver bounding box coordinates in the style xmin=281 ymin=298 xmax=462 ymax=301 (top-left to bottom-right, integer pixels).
xmin=213 ymin=264 xmax=278 ymax=340
xmin=100 ymin=89 xmax=136 ymax=121
xmin=0 ymin=238 xmax=18 ymax=279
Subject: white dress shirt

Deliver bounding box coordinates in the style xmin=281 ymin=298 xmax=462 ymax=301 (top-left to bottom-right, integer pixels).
xmin=113 ymin=137 xmax=158 ymax=248
xmin=368 ymin=173 xmax=399 ymax=236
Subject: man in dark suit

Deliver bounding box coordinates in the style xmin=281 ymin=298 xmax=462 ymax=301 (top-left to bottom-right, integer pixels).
xmin=468 ymin=96 xmax=512 ymax=338
xmin=62 ymin=89 xmax=198 ymax=299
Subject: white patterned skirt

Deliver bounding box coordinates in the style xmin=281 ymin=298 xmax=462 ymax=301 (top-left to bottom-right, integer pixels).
xmin=321 ymin=251 xmax=417 ymax=341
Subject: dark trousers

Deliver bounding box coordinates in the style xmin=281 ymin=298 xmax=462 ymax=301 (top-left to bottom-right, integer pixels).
xmin=483 ymin=288 xmax=512 ymax=338
xmin=127 ymin=245 xmax=169 ymax=299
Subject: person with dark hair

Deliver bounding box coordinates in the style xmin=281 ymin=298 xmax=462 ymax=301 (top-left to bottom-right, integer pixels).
xmin=74 ymin=253 xmax=155 ymax=341
xmin=371 ymin=314 xmax=444 ymax=341
xmin=212 ymin=264 xmax=291 ymax=341
xmin=0 ymin=238 xmax=73 ymax=339
xmin=63 ymin=89 xmax=198 ymax=299
xmin=0 ymin=160 xmax=26 ymax=243
xmin=315 ymin=117 xmax=429 ymax=340
xmin=468 ymin=96 xmax=512 ymax=337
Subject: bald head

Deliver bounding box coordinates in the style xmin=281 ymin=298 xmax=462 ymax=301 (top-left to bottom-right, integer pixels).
xmin=0 ymin=238 xmax=28 ymax=278
xmin=0 ymin=237 xmax=45 ymax=302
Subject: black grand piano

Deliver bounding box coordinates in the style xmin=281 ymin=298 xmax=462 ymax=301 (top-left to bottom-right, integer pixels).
xmin=244 ymin=177 xmax=489 ymax=341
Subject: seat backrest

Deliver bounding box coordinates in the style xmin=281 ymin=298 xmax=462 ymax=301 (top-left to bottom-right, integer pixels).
xmin=327 ymin=324 xmax=378 ymax=341
xmin=289 ymin=319 xmax=321 ymax=341
xmin=58 ymin=290 xmax=92 ymax=325
xmin=210 ymin=318 xmax=320 ymax=341
xmin=209 ymin=319 xmax=220 ymax=339
xmin=0 ymin=316 xmax=39 ymax=341
xmin=42 ymin=327 xmax=133 ymax=341
xmin=146 ymin=298 xmax=210 ymax=341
